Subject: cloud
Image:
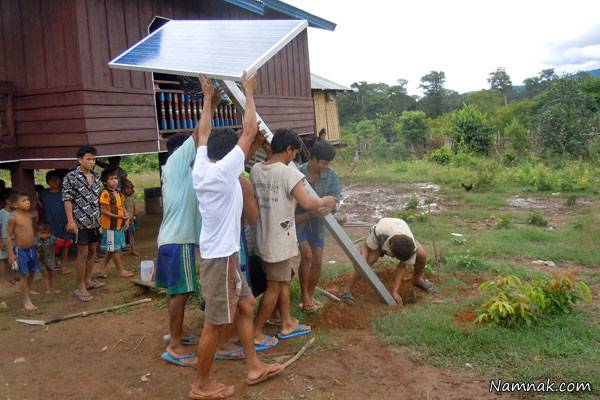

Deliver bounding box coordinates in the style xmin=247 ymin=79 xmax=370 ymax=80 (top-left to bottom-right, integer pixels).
xmin=546 ymin=26 xmax=600 ymax=67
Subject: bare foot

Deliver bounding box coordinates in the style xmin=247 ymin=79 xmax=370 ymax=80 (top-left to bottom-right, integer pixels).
xmin=190 ymin=382 xmax=234 ymax=399
xmin=62 ymin=269 xmax=72 ymax=275
xmin=130 ymin=250 xmax=140 ymax=256
xmin=246 ymin=362 xmax=284 ymax=385
xmin=53 ymin=288 xmax=62 ymax=294
xmin=119 ymin=270 xmax=134 ymax=278
xmin=29 ymin=290 xmax=39 ymax=295
xmin=23 ymin=300 xmax=37 ymax=311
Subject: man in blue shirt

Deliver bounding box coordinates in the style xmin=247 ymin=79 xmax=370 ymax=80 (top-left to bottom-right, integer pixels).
xmin=295 ymin=141 xmax=341 ymax=313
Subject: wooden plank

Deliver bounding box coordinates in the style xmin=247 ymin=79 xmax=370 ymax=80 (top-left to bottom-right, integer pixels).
xmin=291 ymin=35 xmax=300 ymax=98
xmin=64 ymin=0 xmax=83 ymax=86
xmin=75 ymin=0 xmax=94 ymax=86
xmin=255 ymin=97 xmax=313 ymax=108
xmin=15 ymin=105 xmax=155 ymax=122
xmin=21 ymin=0 xmax=48 ymax=89
xmin=254 ymin=106 xmax=315 ymax=115
xmin=298 ymin=30 xmax=310 ymax=98
xmin=17 ymin=133 xmax=88 ymax=148
xmin=106 ymin=0 xmax=131 ymax=88
xmin=1 ymin=1 xmax=26 ymax=89
xmin=19 ymin=160 xmax=77 ymax=169
xmin=15 ymin=105 xmax=86 ymax=122
xmin=86 ymin=0 xmax=112 ymax=87
xmin=0 ymin=1 xmax=7 ymax=82
xmin=93 ymin=141 xmax=158 ymax=155
xmin=19 ymin=146 xmax=83 ymax=159
xmin=41 ymin=0 xmax=68 ymax=88
xmin=257 ymin=113 xmax=314 ymax=124
xmin=124 ymin=0 xmax=146 ymax=90
xmin=17 ymin=119 xmax=87 ymax=135
xmin=280 ymin=48 xmax=289 ymax=96
xmin=87 ymin=128 xmax=157 ymax=145
xmin=82 ymin=91 xmax=154 ymax=106
xmin=15 ymin=91 xmax=85 ymax=110
xmin=85 ymin=117 xmax=157 ymax=131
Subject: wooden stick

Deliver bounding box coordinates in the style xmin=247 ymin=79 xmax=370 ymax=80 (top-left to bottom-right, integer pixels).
xmin=132 ymin=335 xmax=145 ymax=352
xmin=352 ymin=235 xmax=367 ymax=244
xmin=282 ymin=337 xmax=316 ymax=369
xmin=45 ymin=298 xmax=152 ymax=325
xmin=316 ymin=287 xmax=341 ymax=303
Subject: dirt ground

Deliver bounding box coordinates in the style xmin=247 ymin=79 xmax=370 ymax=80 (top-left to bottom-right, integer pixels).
xmin=1 ymin=183 xmax=551 ymax=400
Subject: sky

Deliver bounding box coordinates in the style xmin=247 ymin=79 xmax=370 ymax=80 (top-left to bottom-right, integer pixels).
xmin=284 ymin=0 xmax=600 ymax=95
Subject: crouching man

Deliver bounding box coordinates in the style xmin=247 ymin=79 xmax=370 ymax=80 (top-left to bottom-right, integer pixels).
xmin=340 ymin=217 xmax=435 ymax=305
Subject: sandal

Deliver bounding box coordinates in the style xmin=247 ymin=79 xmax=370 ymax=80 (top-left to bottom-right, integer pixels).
xmin=339 ymin=292 xmax=355 ymax=305
xmin=73 ymin=289 xmax=93 ymax=302
xmin=414 ymin=279 xmax=437 ymax=294
xmin=87 ymin=280 xmax=107 ymax=290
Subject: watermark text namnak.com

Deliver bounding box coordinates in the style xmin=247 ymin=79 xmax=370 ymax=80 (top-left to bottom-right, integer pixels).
xmin=490 ymin=379 xmax=592 ymax=393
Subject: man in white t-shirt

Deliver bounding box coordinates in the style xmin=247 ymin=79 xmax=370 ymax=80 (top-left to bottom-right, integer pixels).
xmin=250 ymin=129 xmax=337 ymax=345
xmin=340 ymin=217 xmax=434 ymax=306
xmin=190 ymin=73 xmax=282 ymax=399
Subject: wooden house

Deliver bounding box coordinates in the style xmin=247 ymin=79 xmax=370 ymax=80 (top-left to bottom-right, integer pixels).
xmin=310 ymin=73 xmax=349 ymax=143
xmin=0 ymin=0 xmax=335 ymax=196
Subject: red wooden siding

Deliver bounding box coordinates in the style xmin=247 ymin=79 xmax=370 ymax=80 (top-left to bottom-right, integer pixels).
xmin=0 ymin=0 xmax=315 ymax=166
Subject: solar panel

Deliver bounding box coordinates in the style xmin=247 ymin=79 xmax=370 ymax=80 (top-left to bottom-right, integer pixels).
xmin=109 ymin=19 xmax=308 ymax=80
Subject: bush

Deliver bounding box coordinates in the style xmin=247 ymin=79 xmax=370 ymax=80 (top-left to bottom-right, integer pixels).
xmin=447 ymin=104 xmax=494 ymax=154
xmin=428 ymin=146 xmax=452 ymax=165
xmin=527 ymin=211 xmax=548 ymax=226
xmin=476 ymin=271 xmax=592 ymax=327
xmin=405 ymin=194 xmax=420 ymax=210
xmin=475 ymin=159 xmax=498 ymax=187
xmin=495 ymin=214 xmax=512 ymax=229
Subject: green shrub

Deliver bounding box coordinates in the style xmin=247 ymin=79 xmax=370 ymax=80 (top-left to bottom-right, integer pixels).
xmin=405 ymin=194 xmax=420 ymax=210
xmin=428 ymin=146 xmax=452 ymax=165
xmin=475 ymin=159 xmax=498 ymax=187
xmin=527 ymin=211 xmax=548 ymax=227
xmin=476 ymin=271 xmax=592 ymax=327
xmin=495 ymin=214 xmax=512 ymax=229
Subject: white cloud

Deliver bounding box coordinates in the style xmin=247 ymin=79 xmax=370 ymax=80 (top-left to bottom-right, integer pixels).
xmin=285 ymin=0 xmax=600 ymax=95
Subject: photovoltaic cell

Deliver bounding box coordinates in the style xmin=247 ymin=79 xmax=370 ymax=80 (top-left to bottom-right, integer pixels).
xmin=109 ymin=19 xmax=307 ymax=80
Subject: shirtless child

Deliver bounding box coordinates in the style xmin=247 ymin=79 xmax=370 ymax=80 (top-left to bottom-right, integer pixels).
xmin=7 ymin=192 xmax=40 ymax=311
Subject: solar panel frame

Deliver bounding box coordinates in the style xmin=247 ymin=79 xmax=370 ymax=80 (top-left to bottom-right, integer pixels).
xmin=108 ymin=19 xmax=308 ymax=81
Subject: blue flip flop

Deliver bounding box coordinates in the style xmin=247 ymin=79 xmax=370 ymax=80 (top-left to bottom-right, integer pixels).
xmin=255 ymin=335 xmax=279 ymax=351
xmin=161 ymin=351 xmax=196 ymax=367
xmin=162 ymin=334 xmax=198 ymax=346
xmin=215 ymin=347 xmax=245 ymax=360
xmin=277 ymin=324 xmax=312 ymax=340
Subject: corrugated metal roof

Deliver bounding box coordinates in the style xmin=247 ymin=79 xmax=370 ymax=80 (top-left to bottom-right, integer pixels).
xmin=223 ymin=0 xmax=336 ymax=31
xmin=311 ymin=73 xmax=350 ymax=91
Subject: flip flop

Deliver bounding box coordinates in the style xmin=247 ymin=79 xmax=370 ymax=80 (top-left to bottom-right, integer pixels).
xmin=246 ymin=363 xmax=284 ymax=385
xmin=73 ymin=289 xmax=93 ymax=302
xmin=161 ymin=351 xmax=197 ymax=367
xmin=95 ymin=273 xmax=108 ymax=279
xmin=339 ymin=292 xmax=355 ymax=305
xmin=299 ymin=302 xmax=321 ymax=313
xmin=215 ymin=347 xmax=245 ymax=360
xmin=87 ymin=280 xmax=106 ymax=290
xmin=162 ymin=334 xmax=198 ymax=346
xmin=277 ymin=324 xmax=312 ymax=340
xmin=188 ymin=384 xmax=235 ymax=400
xmin=415 ymin=280 xmax=437 ymax=294
xmin=255 ymin=335 xmax=279 ymax=351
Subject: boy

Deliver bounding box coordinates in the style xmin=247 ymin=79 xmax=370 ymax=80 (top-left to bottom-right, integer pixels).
xmin=35 ymin=220 xmax=61 ymax=294
xmin=340 ymin=217 xmax=434 ymax=305
xmin=63 ymin=146 xmax=105 ymax=302
xmin=295 ymin=141 xmax=341 ymax=313
xmin=191 ymin=73 xmax=282 ymax=399
xmin=97 ymin=170 xmax=133 ymax=278
xmin=0 ymin=192 xmax=16 ymax=286
xmin=40 ymin=170 xmax=74 ymax=275
xmin=250 ymin=129 xmax=337 ymax=344
xmin=122 ymin=179 xmax=139 ymax=256
xmin=6 ymin=192 xmax=39 ymax=311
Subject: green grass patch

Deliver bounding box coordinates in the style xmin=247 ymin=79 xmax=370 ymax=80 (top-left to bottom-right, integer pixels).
xmin=374 ymin=303 xmax=600 ymax=397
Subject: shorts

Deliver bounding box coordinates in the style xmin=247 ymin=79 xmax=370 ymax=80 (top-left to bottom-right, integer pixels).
xmin=127 ymin=220 xmax=137 ymax=235
xmin=201 ymin=253 xmax=252 ymax=325
xmin=53 ymin=238 xmax=74 ymax=254
xmin=262 ymin=258 xmax=293 ymax=282
xmin=297 ymin=219 xmax=325 ymax=248
xmin=14 ymin=247 xmax=41 ymax=276
xmin=156 ymin=244 xmax=198 ymax=296
xmin=101 ymin=229 xmax=126 ymax=252
xmin=76 ymin=228 xmax=100 ymax=245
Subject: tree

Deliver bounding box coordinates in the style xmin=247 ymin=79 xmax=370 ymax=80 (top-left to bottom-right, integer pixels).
xmin=522 ymin=68 xmax=557 ymax=99
xmin=488 ymin=67 xmax=513 ymax=106
xmin=399 ymin=111 xmax=428 ymax=156
xmin=447 ymin=104 xmax=494 ymax=154
xmin=536 ymin=77 xmax=595 ymax=157
xmin=418 ymin=71 xmax=447 ymax=117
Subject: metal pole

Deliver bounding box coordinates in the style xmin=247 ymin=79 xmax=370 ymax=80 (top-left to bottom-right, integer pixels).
xmin=223 ymin=80 xmax=396 ymax=305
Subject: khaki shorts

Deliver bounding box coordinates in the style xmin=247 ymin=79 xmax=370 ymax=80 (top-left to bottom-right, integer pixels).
xmin=262 ymin=259 xmax=293 ymax=282
xmin=200 ymin=253 xmax=252 ymax=325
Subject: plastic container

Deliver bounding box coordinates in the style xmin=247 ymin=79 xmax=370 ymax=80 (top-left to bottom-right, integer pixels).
xmin=140 ymin=260 xmax=154 ymax=282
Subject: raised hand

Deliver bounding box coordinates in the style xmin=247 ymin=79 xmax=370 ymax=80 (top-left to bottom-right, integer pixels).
xmin=242 ymin=71 xmax=257 ymax=95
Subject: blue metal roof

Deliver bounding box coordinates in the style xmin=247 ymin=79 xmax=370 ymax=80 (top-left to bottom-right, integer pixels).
xmin=223 ymin=0 xmax=336 ymax=31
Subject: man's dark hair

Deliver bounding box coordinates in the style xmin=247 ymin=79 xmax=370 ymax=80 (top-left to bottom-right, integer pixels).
xmin=76 ymin=146 xmax=97 ymax=159
xmin=8 ymin=191 xmax=27 ymax=204
xmin=207 ymin=128 xmax=238 ymax=161
xmin=389 ymin=234 xmax=416 ymax=262
xmin=45 ymin=170 xmax=61 ymax=184
xmin=310 ymin=141 xmax=336 ymax=162
xmin=166 ymin=132 xmax=191 ymax=156
xmin=38 ymin=220 xmax=51 ymax=231
xmin=108 ymin=156 xmax=121 ymax=162
xmin=35 ymin=184 xmax=44 ymax=192
xmin=271 ymin=129 xmax=302 ymax=154
xmin=101 ymin=169 xmax=118 ymax=185
xmin=318 ymin=128 xmax=327 ymax=138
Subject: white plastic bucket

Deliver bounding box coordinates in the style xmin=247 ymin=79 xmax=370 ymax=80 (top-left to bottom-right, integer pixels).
xmin=140 ymin=260 xmax=154 ymax=282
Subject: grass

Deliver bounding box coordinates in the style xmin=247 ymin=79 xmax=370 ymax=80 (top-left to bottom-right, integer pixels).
xmin=374 ymin=304 xmax=599 ymax=398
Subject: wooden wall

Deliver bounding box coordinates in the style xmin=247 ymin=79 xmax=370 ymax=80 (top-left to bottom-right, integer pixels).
xmin=0 ymin=0 xmax=315 ymax=166
xmin=313 ymin=90 xmax=341 ymax=141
